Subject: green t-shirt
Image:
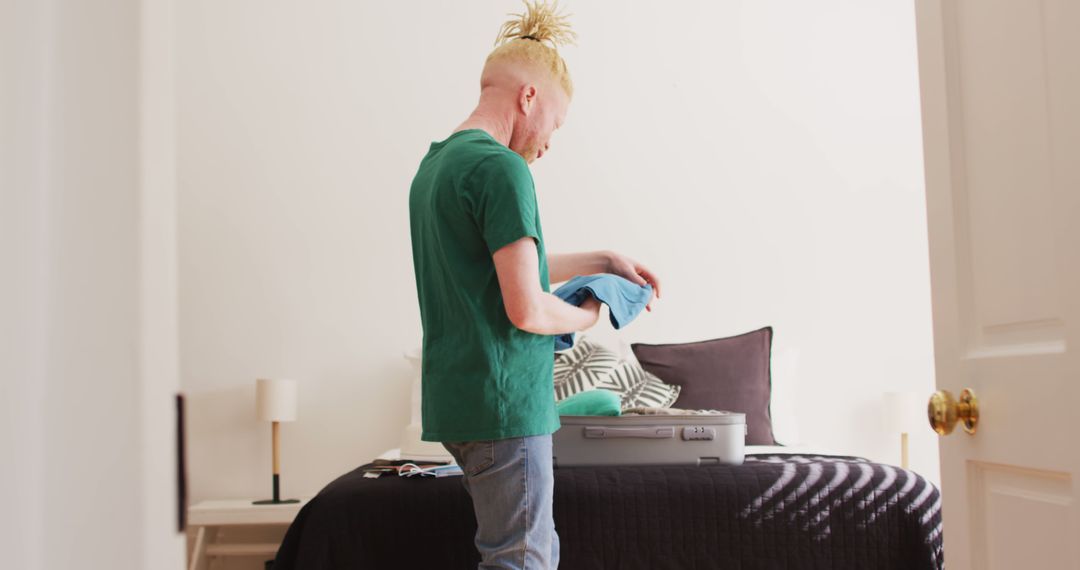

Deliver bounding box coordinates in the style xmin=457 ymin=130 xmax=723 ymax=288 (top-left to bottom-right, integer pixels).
xmin=408 ymin=129 xmax=560 ymax=442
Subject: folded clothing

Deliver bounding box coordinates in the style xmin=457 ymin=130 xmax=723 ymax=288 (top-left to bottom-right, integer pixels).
xmin=622 ymin=406 xmax=725 ymax=416
xmin=555 ymin=389 xmax=622 ymax=417
xmin=552 ymin=274 xmax=653 ymax=350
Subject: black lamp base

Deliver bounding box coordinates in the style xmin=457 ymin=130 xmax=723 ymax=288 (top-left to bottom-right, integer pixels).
xmin=253 ymin=498 xmax=300 ymax=505
xmin=252 ymin=473 xmax=298 ymax=505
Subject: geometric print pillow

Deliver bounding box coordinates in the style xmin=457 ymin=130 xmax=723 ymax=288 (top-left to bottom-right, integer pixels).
xmin=595 ymin=359 xmax=681 ymax=409
xmin=553 ymin=339 xmax=619 ymax=401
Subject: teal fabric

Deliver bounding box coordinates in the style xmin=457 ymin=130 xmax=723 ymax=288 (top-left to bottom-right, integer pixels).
xmin=556 ymin=390 xmax=623 ymax=417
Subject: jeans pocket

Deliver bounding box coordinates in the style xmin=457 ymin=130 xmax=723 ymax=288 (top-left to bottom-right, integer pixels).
xmin=459 ymin=439 xmax=495 ymax=477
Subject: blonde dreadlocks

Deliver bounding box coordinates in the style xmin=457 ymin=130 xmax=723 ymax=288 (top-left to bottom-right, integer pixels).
xmin=484 ymin=1 xmax=576 ymax=97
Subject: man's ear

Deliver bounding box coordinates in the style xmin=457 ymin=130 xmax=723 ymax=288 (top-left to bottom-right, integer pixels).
xmin=518 ymin=84 xmax=537 ymax=116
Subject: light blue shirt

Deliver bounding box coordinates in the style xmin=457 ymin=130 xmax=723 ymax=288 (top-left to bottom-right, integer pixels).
xmin=552 ymin=273 xmax=653 ymax=350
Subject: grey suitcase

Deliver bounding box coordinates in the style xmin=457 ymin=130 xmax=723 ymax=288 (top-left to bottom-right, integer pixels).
xmin=552 ymin=411 xmax=747 ymax=467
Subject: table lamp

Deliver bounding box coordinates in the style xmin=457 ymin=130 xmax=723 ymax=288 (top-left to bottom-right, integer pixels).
xmin=883 ymin=391 xmax=923 ymax=470
xmin=254 ymin=378 xmax=300 ymax=505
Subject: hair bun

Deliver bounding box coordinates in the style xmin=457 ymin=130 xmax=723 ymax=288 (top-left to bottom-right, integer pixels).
xmin=495 ymin=1 xmax=577 ymax=48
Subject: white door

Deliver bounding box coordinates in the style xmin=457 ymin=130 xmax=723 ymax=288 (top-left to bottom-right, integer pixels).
xmin=914 ymin=0 xmax=1079 ymax=568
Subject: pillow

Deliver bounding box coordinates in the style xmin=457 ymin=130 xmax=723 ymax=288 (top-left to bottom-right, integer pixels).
xmin=553 ymin=338 xmax=619 ymax=401
xmin=630 ymin=327 xmax=776 ymax=445
xmin=555 ymin=389 xmax=622 ymax=416
xmin=596 ymin=359 xmax=681 ymax=410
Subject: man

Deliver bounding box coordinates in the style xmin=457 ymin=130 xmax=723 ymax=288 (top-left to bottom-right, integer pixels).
xmin=408 ymin=2 xmax=661 ymax=568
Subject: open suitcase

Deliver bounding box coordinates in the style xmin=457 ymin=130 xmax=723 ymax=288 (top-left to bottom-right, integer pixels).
xmin=552 ymin=411 xmax=747 ymax=467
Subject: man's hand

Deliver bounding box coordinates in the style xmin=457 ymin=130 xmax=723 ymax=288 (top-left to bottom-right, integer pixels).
xmin=605 ymin=252 xmax=662 ymax=311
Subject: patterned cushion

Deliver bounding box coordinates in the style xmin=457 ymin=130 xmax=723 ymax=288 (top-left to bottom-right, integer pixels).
xmin=596 ymin=359 xmax=681 ymax=409
xmin=553 ymin=339 xmax=619 ymax=401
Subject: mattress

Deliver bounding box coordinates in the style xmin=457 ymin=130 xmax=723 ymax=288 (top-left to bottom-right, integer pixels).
xmin=271 ymin=452 xmax=943 ymax=569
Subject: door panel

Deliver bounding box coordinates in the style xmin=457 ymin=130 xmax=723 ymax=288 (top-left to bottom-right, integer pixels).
xmin=915 ymin=0 xmax=1079 ymax=567
xmin=970 ymin=462 xmax=1074 ymax=569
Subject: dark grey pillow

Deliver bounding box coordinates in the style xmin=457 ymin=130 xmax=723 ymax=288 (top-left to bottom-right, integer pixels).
xmin=630 ymin=327 xmax=776 ymax=445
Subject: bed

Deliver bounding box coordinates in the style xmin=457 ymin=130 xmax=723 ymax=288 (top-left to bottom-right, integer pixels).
xmin=270 ymin=448 xmax=943 ymax=569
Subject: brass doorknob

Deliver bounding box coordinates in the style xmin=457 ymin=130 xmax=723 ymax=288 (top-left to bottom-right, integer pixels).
xmin=928 ymin=388 xmax=979 ymax=435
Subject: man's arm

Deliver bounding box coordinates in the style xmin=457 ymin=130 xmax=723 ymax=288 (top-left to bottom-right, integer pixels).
xmin=548 ymin=250 xmax=663 ymax=312
xmin=547 ymin=250 xmax=613 ymax=284
xmin=494 ymin=237 xmax=602 ymax=335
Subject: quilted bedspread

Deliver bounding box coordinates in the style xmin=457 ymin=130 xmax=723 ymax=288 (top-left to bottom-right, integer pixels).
xmin=272 ymin=454 xmax=943 ymax=569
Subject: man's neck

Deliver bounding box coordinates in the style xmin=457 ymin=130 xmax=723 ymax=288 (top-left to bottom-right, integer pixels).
xmin=454 ymin=93 xmax=515 ymax=148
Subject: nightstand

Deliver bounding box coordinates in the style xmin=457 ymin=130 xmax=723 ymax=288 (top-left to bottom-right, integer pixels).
xmin=187 ymin=498 xmax=310 ymax=570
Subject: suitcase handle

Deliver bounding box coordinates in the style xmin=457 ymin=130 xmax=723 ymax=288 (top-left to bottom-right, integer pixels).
xmin=583 ymin=426 xmax=674 ymax=439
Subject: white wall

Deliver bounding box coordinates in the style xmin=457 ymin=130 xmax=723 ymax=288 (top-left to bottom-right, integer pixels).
xmin=177 ymin=0 xmax=939 ymax=527
xmin=1 ymin=0 xmax=185 ymax=569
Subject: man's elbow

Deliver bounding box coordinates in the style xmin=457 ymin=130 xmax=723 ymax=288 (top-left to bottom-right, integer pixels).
xmin=506 ymin=303 xmax=542 ymax=333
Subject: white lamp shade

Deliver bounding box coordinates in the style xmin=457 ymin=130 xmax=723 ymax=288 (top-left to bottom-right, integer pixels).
xmin=883 ymin=391 xmax=924 ymax=434
xmin=255 ymin=378 xmax=298 ymax=422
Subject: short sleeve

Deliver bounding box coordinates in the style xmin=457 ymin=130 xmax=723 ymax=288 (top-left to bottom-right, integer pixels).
xmin=465 ymin=153 xmax=540 ymax=255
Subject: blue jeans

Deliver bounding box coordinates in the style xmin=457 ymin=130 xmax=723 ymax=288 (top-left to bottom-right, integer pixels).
xmin=442 ymin=434 xmax=560 ymax=569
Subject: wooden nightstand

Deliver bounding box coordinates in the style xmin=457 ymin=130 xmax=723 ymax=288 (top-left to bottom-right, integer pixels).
xmin=187 ymin=498 xmax=310 ymax=570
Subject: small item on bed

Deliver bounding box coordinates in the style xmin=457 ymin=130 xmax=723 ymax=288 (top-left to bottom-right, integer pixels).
xmin=397 ymin=463 xmax=463 ymax=478
xmin=555 ymin=389 xmax=622 ymax=416
xmin=360 ymin=458 xmax=451 ymax=479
